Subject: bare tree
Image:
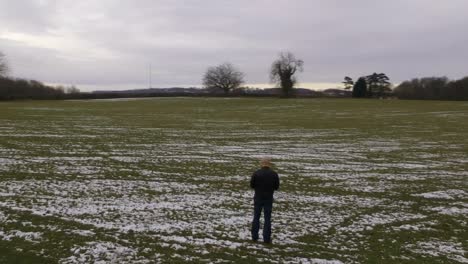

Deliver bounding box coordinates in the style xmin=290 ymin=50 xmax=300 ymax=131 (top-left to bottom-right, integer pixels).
xmin=203 ymin=63 xmax=245 ymax=94
xmin=0 ymin=52 xmax=9 ymax=77
xmin=342 ymin=76 xmax=354 ymax=90
xmin=270 ymin=52 xmax=304 ymax=97
xmin=65 ymin=85 xmax=80 ymax=94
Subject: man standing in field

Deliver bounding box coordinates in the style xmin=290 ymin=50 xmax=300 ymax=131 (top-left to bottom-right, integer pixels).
xmin=250 ymin=158 xmax=280 ymax=244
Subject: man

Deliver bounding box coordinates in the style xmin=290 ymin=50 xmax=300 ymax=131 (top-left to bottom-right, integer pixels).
xmin=250 ymin=158 xmax=280 ymax=244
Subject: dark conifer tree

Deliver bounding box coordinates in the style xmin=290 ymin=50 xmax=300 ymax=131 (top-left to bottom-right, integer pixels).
xmin=352 ymin=77 xmax=367 ymax=98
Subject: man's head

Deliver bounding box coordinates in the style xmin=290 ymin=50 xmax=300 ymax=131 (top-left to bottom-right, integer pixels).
xmin=260 ymin=157 xmax=272 ymax=168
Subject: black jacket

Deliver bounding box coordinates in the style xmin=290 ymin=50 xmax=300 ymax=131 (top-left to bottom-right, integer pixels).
xmin=250 ymin=167 xmax=280 ymax=200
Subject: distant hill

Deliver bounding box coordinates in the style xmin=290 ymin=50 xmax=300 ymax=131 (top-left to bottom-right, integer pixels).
xmin=92 ymin=87 xmax=206 ymax=95
xmin=322 ymin=88 xmax=352 ymax=97
xmin=88 ymin=87 xmax=350 ymax=98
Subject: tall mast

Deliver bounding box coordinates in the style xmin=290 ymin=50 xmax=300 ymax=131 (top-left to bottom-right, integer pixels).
xmin=149 ymin=63 xmax=152 ymax=89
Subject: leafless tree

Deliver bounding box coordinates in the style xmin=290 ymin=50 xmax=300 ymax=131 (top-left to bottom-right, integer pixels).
xmin=203 ymin=63 xmax=245 ymax=94
xmin=270 ymin=52 xmax=304 ymax=97
xmin=342 ymin=76 xmax=354 ymax=90
xmin=66 ymin=85 xmax=80 ymax=94
xmin=0 ymin=52 xmax=9 ymax=77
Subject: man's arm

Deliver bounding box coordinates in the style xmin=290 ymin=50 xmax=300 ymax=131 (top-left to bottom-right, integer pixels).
xmin=250 ymin=173 xmax=256 ymax=189
xmin=274 ymin=173 xmax=279 ymax=191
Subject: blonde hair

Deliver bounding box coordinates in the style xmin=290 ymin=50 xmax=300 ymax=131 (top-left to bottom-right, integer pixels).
xmin=260 ymin=157 xmax=272 ymax=167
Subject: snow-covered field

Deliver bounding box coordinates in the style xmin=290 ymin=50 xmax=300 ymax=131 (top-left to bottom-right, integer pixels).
xmin=0 ymin=98 xmax=467 ymax=263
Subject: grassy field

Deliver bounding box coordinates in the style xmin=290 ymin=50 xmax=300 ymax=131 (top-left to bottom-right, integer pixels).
xmin=0 ymin=98 xmax=467 ymax=263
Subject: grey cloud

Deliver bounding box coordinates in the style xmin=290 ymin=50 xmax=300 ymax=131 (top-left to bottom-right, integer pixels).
xmin=1 ymin=0 xmax=467 ymax=90
xmin=0 ymin=0 xmax=58 ymax=33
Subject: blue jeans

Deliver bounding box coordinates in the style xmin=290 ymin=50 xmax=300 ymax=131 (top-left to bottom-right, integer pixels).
xmin=251 ymin=199 xmax=273 ymax=242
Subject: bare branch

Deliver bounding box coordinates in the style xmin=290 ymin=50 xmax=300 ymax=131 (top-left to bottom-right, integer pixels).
xmin=0 ymin=52 xmax=9 ymax=77
xmin=203 ymin=63 xmax=245 ymax=94
xmin=269 ymin=52 xmax=304 ymax=97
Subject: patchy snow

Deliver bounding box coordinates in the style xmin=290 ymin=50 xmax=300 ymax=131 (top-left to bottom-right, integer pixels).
xmin=0 ymin=230 xmax=43 ymax=242
xmin=406 ymin=240 xmax=468 ymax=263
xmin=337 ymin=212 xmax=426 ymax=233
xmin=414 ymin=189 xmax=467 ymax=200
xmin=1 ymin=102 xmax=467 ymax=263
xmin=283 ymin=258 xmax=344 ymax=264
xmin=67 ymin=230 xmax=96 ymax=237
xmin=429 ymin=206 xmax=468 ymax=216
xmin=60 ymin=241 xmax=152 ymax=264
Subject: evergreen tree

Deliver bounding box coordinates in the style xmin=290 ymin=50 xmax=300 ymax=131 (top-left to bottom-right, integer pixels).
xmin=366 ymin=73 xmax=390 ymax=97
xmin=352 ymin=77 xmax=367 ymax=98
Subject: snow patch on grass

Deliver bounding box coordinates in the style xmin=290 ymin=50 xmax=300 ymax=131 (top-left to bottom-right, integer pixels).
xmin=406 ymin=240 xmax=468 ymax=263
xmin=414 ymin=189 xmax=467 ymax=200
xmin=0 ymin=230 xmax=43 ymax=242
xmin=60 ymin=241 xmax=151 ymax=264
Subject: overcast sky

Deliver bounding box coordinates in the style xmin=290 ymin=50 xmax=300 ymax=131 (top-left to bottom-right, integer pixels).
xmin=1 ymin=0 xmax=467 ymax=91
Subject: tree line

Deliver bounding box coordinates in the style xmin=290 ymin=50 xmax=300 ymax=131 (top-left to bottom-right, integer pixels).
xmin=203 ymin=51 xmax=303 ymax=97
xmin=0 ymin=52 xmax=80 ymax=100
xmin=342 ymin=73 xmax=392 ymax=98
xmin=0 ymin=77 xmax=80 ymax=100
xmin=343 ymin=73 xmax=468 ymax=101
xmin=0 ymin=77 xmax=63 ymax=100
xmin=393 ymin=76 xmax=468 ymax=100
xmin=1 ymin=50 xmax=305 ymax=100
xmin=2 ymin=49 xmax=468 ymax=100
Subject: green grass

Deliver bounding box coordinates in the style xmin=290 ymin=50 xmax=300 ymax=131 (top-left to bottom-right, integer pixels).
xmin=0 ymin=98 xmax=467 ymax=263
